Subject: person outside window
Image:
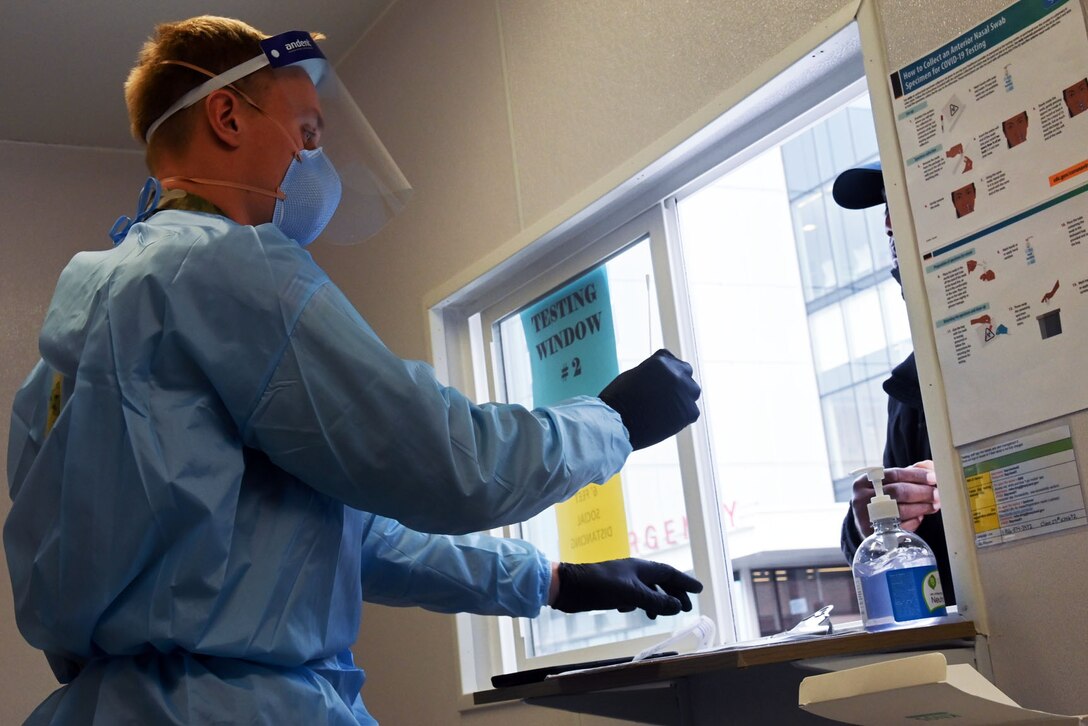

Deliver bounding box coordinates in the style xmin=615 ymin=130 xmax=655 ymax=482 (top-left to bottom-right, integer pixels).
xmin=832 ymin=161 xmax=955 ymax=607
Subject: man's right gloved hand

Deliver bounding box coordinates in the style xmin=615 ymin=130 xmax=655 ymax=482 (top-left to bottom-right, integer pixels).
xmin=598 ymin=349 xmax=701 ymax=450
xmin=551 ymin=558 xmax=703 ymax=619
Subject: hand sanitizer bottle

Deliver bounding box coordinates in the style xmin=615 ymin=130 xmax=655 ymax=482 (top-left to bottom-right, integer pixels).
xmin=851 ymin=467 xmax=947 ymax=631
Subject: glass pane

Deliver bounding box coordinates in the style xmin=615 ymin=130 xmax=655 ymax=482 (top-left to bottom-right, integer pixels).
xmin=809 ymin=303 xmax=851 ymax=392
xmin=879 ymin=277 xmax=913 ymax=363
xmin=846 ymin=100 xmax=880 ymax=161
xmin=866 ymin=204 xmax=894 ymax=270
xmin=838 ymin=200 xmax=872 ymax=273
xmin=677 ymin=146 xmax=847 ymax=641
xmin=812 ymin=123 xmax=838 ymax=183
xmin=825 ymin=112 xmax=859 ymax=182
xmin=781 ymin=130 xmax=821 ymax=197
xmin=673 ymin=89 xmax=916 ymax=638
xmin=832 ymin=195 xmax=877 ymax=281
xmin=857 ymin=375 xmax=890 ymax=466
xmin=843 ymin=287 xmax=890 ymax=382
xmin=792 ymin=190 xmax=837 ymax=300
xmin=825 ymin=193 xmax=855 ymax=287
xmin=747 ymin=565 xmax=860 ymax=636
xmin=822 ymin=388 xmax=865 ymax=480
xmin=495 ymin=239 xmax=697 ymax=657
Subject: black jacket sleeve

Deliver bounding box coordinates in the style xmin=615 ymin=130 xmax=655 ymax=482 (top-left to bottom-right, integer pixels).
xmin=838 ymin=353 xmax=956 ymax=603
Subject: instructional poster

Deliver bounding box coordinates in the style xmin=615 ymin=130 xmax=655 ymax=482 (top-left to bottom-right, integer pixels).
xmin=889 ymin=0 xmax=1088 ymax=445
xmin=961 ymin=425 xmax=1086 ymax=547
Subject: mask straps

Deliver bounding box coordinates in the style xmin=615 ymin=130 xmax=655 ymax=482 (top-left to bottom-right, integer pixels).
xmin=109 ymin=177 xmax=163 ymax=245
xmin=156 ymin=59 xmax=303 ymax=158
xmin=109 ymin=174 xmax=285 ymax=246
xmin=159 ymin=176 xmax=286 ymax=201
xmin=159 ymin=60 xmax=264 ymax=111
xmin=145 ymin=59 xmax=309 ymax=209
xmin=146 ymin=57 xmax=267 ymax=142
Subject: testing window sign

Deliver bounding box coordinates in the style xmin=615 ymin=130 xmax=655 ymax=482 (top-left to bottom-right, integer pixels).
xmin=522 ymin=266 xmax=620 ymax=400
xmin=520 ymin=266 xmax=630 ymax=563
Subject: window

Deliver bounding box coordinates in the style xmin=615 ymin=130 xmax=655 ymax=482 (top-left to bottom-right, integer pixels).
xmin=435 ymin=23 xmax=917 ymax=690
xmin=494 ymin=237 xmax=695 ymax=657
xmin=746 ymin=565 xmax=859 ymax=636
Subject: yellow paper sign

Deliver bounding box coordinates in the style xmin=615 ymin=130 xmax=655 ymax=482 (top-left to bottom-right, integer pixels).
xmin=556 ymin=473 xmax=630 ymax=563
xmin=966 ymin=472 xmax=999 ymax=533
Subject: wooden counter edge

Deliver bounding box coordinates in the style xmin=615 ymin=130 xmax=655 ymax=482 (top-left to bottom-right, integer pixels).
xmin=473 ymin=619 xmax=977 ymax=705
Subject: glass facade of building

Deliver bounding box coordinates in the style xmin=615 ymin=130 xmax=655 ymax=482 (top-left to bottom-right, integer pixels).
xmin=780 ymin=98 xmax=913 ymax=500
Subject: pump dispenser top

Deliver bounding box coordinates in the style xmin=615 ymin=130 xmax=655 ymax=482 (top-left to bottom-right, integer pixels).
xmin=855 ymin=466 xmax=899 ymax=523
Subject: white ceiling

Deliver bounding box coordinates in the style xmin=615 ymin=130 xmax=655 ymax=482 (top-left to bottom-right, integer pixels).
xmin=1 ymin=0 xmax=395 ymax=151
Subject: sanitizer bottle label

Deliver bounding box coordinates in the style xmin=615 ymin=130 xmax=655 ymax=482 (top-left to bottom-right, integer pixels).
xmin=886 ymin=566 xmax=947 ymax=621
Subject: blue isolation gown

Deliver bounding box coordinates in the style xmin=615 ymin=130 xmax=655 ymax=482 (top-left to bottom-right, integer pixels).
xmin=5 ymin=208 xmax=631 ymax=724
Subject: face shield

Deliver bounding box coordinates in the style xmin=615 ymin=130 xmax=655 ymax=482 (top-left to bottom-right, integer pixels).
xmin=145 ymin=30 xmax=412 ymax=245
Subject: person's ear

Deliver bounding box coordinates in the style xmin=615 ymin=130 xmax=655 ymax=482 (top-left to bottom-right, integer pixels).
xmin=204 ymin=89 xmax=244 ymax=149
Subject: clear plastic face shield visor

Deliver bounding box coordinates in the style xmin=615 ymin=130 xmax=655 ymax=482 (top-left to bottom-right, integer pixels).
xmin=145 ymin=30 xmax=412 ymax=245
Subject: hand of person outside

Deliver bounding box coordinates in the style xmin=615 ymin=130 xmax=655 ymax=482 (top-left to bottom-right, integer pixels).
xmin=549 ymin=558 xmax=704 ymax=619
xmin=598 ymin=349 xmax=701 ymax=450
xmin=851 ymin=460 xmax=940 ymax=536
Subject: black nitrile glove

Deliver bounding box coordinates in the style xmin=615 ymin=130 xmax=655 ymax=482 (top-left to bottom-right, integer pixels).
xmin=551 ymin=558 xmax=704 ymax=619
xmin=598 ymin=349 xmax=701 ymax=450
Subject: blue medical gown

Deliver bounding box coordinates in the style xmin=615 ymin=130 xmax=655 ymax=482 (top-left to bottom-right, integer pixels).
xmin=5 ymin=210 xmax=631 ymax=723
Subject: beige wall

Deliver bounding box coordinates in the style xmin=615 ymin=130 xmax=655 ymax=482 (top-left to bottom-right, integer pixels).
xmin=4 ymin=1 xmax=1087 ymax=724
xmin=0 ymin=142 xmax=147 ymax=719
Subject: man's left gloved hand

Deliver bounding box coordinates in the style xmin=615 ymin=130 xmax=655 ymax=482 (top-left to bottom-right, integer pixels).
xmin=550 ymin=558 xmax=703 ymax=619
xmin=597 ymin=349 xmax=701 ymax=451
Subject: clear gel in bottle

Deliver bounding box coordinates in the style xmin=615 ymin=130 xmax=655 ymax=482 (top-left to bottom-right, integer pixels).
xmin=851 ymin=467 xmax=947 ymax=632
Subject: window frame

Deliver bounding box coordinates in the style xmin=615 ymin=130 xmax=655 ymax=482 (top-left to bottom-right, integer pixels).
xmin=479 ymin=205 xmax=734 ymax=670
xmin=428 ymin=22 xmax=872 ymax=694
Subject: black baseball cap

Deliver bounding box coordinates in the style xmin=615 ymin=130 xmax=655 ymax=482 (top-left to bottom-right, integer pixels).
xmin=831 ymin=161 xmax=884 ymax=210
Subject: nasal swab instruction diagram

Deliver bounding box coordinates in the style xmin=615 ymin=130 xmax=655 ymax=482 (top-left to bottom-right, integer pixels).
xmin=890 ymin=0 xmax=1088 ymax=445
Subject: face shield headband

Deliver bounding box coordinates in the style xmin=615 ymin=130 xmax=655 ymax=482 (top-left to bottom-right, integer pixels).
xmin=144 ymin=30 xmax=412 ymax=245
